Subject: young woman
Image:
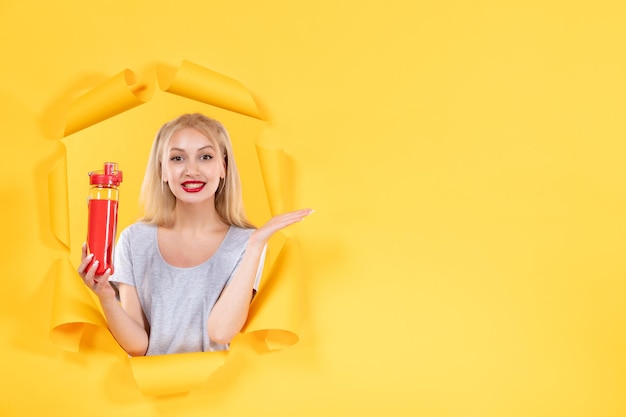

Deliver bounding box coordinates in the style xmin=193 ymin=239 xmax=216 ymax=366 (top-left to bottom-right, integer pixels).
xmin=78 ymin=113 xmax=312 ymax=356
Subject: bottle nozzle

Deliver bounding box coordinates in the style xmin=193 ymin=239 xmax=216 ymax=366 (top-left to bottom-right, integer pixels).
xmin=90 ymin=162 xmax=123 ymax=186
xmin=104 ymin=162 xmax=117 ymax=175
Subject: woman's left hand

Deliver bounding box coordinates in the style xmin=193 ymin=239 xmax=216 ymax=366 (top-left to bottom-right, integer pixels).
xmin=250 ymin=208 xmax=313 ymax=246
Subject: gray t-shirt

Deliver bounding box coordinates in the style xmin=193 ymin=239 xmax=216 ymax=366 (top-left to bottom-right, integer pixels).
xmin=109 ymin=222 xmax=264 ymax=356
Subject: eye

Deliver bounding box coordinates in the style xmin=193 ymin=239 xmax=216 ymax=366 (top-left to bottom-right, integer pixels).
xmin=170 ymin=155 xmax=183 ymax=162
xmin=200 ymin=154 xmax=214 ymax=160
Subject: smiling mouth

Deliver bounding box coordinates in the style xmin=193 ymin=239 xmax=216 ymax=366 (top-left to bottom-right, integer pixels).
xmin=182 ymin=181 xmax=206 ymax=192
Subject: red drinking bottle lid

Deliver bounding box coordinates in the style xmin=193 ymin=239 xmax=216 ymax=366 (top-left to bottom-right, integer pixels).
xmin=89 ymin=162 xmax=123 ymax=186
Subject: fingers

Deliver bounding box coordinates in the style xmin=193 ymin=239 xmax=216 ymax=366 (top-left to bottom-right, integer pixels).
xmin=92 ymin=268 xmax=112 ymax=291
xmin=253 ymin=209 xmax=313 ymax=244
xmin=289 ymin=208 xmax=314 ymax=218
xmin=77 ymin=242 xmax=114 ymax=297
xmin=78 ymin=242 xmax=94 ymax=274
xmin=83 ymin=262 xmax=113 ymax=294
xmin=77 ymin=252 xmax=95 ymax=276
xmin=81 ymin=257 xmax=99 ymax=287
xmin=273 ymin=208 xmax=313 ymax=222
xmin=271 ymin=208 xmax=314 ymax=228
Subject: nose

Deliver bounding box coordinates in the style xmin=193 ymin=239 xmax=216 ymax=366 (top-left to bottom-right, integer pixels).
xmin=185 ymin=159 xmax=199 ymax=176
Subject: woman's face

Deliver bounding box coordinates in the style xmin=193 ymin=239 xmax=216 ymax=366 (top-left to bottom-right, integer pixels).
xmin=162 ymin=127 xmax=225 ymax=204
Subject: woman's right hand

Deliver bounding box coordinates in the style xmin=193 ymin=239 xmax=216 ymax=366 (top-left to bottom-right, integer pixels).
xmin=77 ymin=243 xmax=117 ymax=301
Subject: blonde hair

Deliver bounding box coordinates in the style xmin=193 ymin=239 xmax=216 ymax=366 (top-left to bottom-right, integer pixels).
xmin=139 ymin=113 xmax=254 ymax=228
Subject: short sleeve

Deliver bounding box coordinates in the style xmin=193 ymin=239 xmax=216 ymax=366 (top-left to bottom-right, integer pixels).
xmin=109 ymin=227 xmax=135 ymax=288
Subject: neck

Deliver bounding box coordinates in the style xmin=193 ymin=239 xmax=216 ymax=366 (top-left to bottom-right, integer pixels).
xmin=170 ymin=200 xmax=227 ymax=232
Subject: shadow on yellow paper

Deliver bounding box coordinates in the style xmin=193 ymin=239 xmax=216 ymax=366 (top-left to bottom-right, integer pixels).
xmin=47 ymin=60 xmax=305 ymax=397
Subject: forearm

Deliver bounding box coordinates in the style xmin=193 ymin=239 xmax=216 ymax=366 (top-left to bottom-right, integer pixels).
xmin=99 ymin=297 xmax=149 ymax=356
xmin=207 ymin=209 xmax=312 ymax=344
xmin=207 ymin=240 xmax=265 ymax=344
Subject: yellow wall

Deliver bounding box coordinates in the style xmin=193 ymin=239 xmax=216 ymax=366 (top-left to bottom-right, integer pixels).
xmin=1 ymin=1 xmax=625 ymax=416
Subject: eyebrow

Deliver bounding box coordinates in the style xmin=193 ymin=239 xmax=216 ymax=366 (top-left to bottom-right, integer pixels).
xmin=169 ymin=145 xmax=216 ymax=152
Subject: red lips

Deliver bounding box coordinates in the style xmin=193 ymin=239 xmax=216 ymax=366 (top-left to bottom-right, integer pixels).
xmin=181 ymin=181 xmax=205 ymax=192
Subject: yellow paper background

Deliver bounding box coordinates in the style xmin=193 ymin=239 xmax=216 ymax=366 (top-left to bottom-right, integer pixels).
xmin=1 ymin=1 xmax=625 ymax=416
xmin=46 ymin=60 xmax=304 ymax=396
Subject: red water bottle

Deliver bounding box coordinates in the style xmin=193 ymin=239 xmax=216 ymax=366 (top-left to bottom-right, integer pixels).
xmin=87 ymin=162 xmax=123 ymax=275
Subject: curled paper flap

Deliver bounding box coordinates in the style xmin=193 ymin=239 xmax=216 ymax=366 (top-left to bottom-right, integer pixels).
xmin=64 ymin=69 xmax=149 ymax=136
xmin=158 ymin=60 xmax=262 ymax=120
xmin=50 ymin=60 xmax=303 ymax=396
xmin=129 ymin=351 xmax=228 ymax=397
xmin=50 ymin=257 xmax=108 ymax=352
xmin=245 ymin=237 xmax=304 ymax=350
xmin=48 ymin=152 xmax=70 ymax=248
xmin=255 ymin=144 xmax=288 ymax=216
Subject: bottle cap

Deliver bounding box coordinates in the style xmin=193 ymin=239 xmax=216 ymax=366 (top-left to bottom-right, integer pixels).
xmin=89 ymin=162 xmax=123 ymax=186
